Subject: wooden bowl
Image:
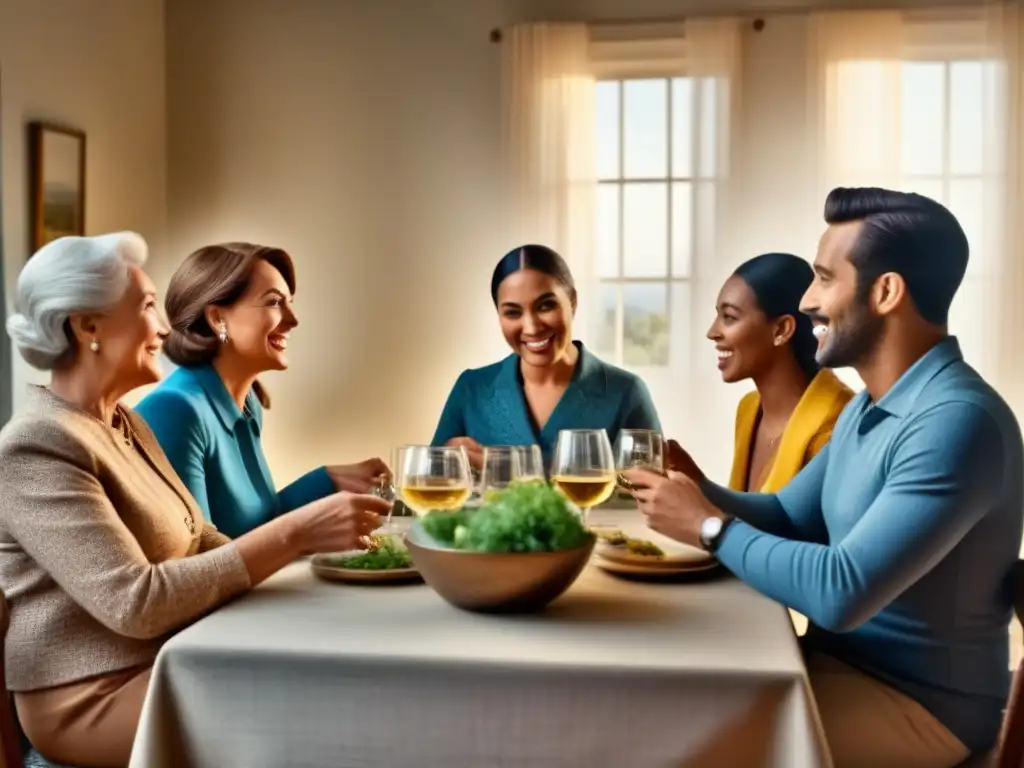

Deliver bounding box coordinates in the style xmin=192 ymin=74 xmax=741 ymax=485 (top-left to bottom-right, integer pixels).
xmin=404 ymin=530 xmax=595 ymax=614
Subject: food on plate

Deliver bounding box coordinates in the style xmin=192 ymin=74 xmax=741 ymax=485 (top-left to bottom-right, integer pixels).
xmin=420 ymin=480 xmax=591 ymax=554
xmin=595 ymin=528 xmax=629 ymax=545
xmin=325 ymin=534 xmax=413 ymax=570
xmin=595 ymin=528 xmax=665 ymax=557
xmin=623 ymin=538 xmax=664 ymax=557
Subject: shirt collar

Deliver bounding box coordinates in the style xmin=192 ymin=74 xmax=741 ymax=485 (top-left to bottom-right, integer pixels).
xmin=188 ymin=364 xmax=262 ymax=434
xmin=497 ymin=341 xmax=605 ymax=396
xmin=871 ymin=336 xmax=963 ymax=418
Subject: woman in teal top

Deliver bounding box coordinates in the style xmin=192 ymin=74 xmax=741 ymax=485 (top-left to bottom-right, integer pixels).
xmin=432 ymin=244 xmax=661 ymax=468
xmin=136 ymin=242 xmax=387 ymax=539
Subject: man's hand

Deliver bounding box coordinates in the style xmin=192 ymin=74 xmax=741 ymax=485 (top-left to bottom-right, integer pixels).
xmin=622 ymin=467 xmax=725 ymax=548
xmin=664 ymin=439 xmax=705 ymax=483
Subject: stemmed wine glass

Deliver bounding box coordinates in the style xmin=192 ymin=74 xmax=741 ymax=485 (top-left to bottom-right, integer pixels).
xmin=480 ymin=446 xmax=522 ymax=494
xmin=371 ymin=446 xmax=410 ymax=534
xmin=395 ymin=445 xmax=473 ymax=517
xmin=514 ymin=444 xmax=545 ymax=481
xmin=550 ymin=429 xmax=616 ymax=525
xmin=614 ymin=429 xmax=665 ymax=491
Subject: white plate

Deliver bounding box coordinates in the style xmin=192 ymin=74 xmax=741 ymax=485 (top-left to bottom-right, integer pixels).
xmin=590 ymin=519 xmax=716 ymax=568
xmin=594 ymin=557 xmax=722 ymax=577
xmin=310 ymin=554 xmax=421 ymax=585
xmin=594 ymin=541 xmax=715 ymax=570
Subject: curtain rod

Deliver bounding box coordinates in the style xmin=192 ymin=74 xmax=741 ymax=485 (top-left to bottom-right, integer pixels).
xmin=487 ymin=0 xmax=991 ymax=41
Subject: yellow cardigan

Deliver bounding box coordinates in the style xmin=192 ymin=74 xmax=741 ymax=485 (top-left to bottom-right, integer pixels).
xmin=728 ymin=369 xmax=855 ymax=493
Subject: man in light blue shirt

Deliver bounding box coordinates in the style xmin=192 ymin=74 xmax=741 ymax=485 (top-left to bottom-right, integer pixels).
xmin=627 ymin=187 xmax=1023 ymax=767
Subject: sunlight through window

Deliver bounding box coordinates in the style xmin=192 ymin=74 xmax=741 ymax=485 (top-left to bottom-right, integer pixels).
xmin=593 ymin=77 xmax=715 ymax=370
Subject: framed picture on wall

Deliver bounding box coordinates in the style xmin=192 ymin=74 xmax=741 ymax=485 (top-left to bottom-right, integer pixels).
xmin=28 ymin=121 xmax=85 ymax=253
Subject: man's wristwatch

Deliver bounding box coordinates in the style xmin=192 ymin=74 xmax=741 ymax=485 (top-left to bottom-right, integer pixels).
xmin=699 ymin=514 xmax=735 ymax=553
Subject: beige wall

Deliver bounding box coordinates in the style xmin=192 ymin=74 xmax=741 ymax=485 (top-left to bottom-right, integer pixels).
xmin=0 ymin=0 xmax=168 ymax=411
xmin=166 ymin=0 xmax=513 ymax=482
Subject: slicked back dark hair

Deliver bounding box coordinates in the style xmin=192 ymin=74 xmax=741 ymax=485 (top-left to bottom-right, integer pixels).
xmin=733 ymin=252 xmax=820 ymax=380
xmin=823 ymin=187 xmax=968 ymax=325
xmin=490 ymin=245 xmax=575 ymax=304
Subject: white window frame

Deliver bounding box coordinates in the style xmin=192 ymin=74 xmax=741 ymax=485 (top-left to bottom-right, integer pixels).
xmin=594 ymin=72 xmax=714 ymax=374
xmin=898 ymin=56 xmax=991 ymax=272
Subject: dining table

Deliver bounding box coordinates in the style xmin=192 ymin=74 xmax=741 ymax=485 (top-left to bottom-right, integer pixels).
xmin=128 ymin=506 xmax=832 ymax=768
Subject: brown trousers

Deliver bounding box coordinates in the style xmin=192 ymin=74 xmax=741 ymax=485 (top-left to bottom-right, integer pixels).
xmin=807 ymin=652 xmax=971 ymax=768
xmin=14 ymin=665 xmax=152 ymax=768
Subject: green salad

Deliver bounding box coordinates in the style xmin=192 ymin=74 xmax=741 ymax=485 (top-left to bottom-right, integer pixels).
xmin=420 ymin=480 xmax=591 ymax=554
xmin=328 ymin=534 xmax=412 ymax=570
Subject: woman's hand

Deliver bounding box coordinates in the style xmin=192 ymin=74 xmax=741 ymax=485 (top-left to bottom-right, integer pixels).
xmin=446 ymin=437 xmax=484 ymax=470
xmin=234 ymin=492 xmax=392 ymax=586
xmin=286 ymin=491 xmax=391 ymax=555
xmin=326 ymin=457 xmax=391 ymax=494
xmin=665 ymin=439 xmax=705 ymax=483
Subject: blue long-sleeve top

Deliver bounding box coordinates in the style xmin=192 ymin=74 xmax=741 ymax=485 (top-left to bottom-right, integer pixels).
xmin=706 ymin=338 xmax=1023 ymax=753
xmin=135 ymin=364 xmax=335 ymax=539
xmin=431 ymin=342 xmax=661 ymax=467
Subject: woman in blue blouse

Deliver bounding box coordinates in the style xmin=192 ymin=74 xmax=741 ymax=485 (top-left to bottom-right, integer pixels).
xmin=136 ymin=243 xmax=387 ymax=538
xmin=432 ymin=244 xmax=661 ymax=469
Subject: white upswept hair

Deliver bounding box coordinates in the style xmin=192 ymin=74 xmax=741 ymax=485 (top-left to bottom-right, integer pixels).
xmin=6 ymin=232 xmax=149 ymax=370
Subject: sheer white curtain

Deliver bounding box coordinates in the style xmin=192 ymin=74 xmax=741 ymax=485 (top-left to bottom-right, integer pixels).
xmin=586 ymin=18 xmax=743 ymax=479
xmin=500 ymin=23 xmax=597 ymax=336
xmin=499 ymin=20 xmax=743 ymax=478
xmin=806 ymin=5 xmax=1023 ymax=405
xmin=670 ymin=18 xmax=743 ymax=481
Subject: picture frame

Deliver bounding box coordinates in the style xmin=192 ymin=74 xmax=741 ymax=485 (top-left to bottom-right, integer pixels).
xmin=28 ymin=121 xmax=85 ymax=253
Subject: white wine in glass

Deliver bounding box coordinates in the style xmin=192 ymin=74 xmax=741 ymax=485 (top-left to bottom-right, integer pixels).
xmin=550 ymin=429 xmax=616 ymax=523
xmin=396 ymin=445 xmax=472 ymax=516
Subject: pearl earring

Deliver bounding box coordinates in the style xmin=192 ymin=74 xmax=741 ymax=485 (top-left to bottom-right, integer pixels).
xmin=89 ymin=339 xmax=100 ymax=353
xmin=217 ymin=323 xmax=228 ymax=344
xmin=774 ymin=337 xmax=783 ymax=346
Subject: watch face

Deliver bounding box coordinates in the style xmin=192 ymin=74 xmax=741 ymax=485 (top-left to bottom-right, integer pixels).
xmin=700 ymin=516 xmax=724 ymax=548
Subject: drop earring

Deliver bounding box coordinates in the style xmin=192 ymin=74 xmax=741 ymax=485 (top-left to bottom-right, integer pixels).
xmin=217 ymin=323 xmax=228 ymax=344
xmin=89 ymin=339 xmax=100 ymax=353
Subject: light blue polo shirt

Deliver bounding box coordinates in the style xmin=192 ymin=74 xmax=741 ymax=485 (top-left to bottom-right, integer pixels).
xmin=136 ymin=364 xmax=335 ymax=539
xmin=706 ymin=337 xmax=1023 ymax=753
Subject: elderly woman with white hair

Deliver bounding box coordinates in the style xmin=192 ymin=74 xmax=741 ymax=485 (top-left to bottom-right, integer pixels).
xmin=0 ymin=233 xmax=390 ymax=768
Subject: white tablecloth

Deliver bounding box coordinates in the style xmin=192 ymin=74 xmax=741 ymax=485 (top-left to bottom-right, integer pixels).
xmin=130 ymin=512 xmax=831 ymax=768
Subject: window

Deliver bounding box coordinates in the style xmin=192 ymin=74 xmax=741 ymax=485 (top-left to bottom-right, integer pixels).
xmin=828 ymin=57 xmax=997 ymax=375
xmin=899 ymin=60 xmax=988 ymax=268
xmin=592 ymin=77 xmax=717 ymax=370
xmin=901 ymin=60 xmax=994 ymax=375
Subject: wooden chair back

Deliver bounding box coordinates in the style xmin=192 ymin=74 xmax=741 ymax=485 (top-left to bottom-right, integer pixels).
xmin=0 ymin=592 xmax=24 ymax=768
xmin=994 ymin=558 xmax=1024 ymax=768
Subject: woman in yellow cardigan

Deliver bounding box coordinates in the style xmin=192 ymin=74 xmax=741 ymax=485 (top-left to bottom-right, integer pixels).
xmin=670 ymin=252 xmax=854 ymax=492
